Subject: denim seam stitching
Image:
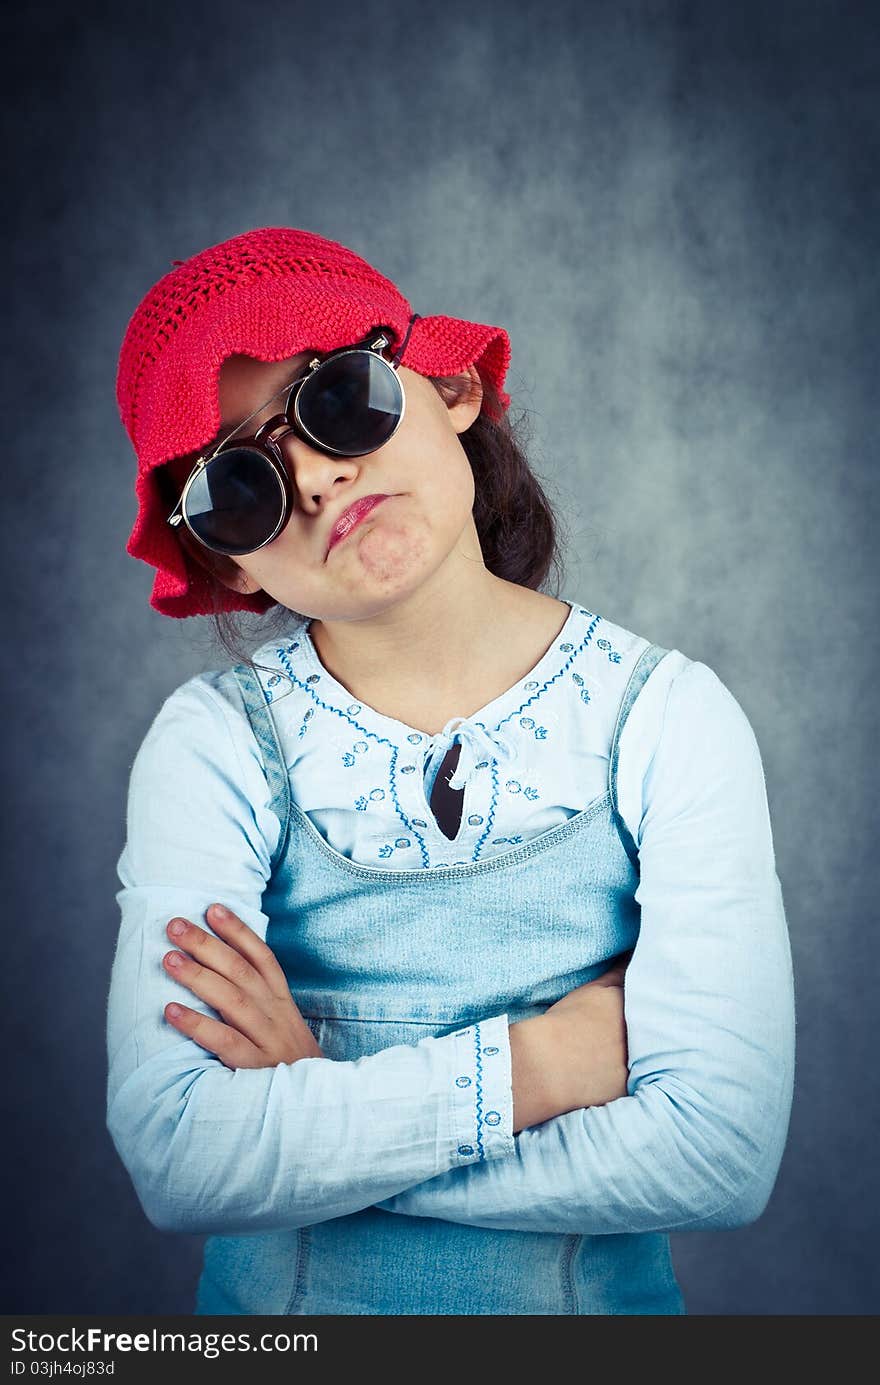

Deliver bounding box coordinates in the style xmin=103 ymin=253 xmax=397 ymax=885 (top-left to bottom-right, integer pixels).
xmin=284 ymin=1226 xmax=311 ymax=1314
xmin=216 ymin=681 xmax=284 ymax=882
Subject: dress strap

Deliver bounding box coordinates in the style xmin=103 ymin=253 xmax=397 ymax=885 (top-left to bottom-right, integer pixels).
xmin=231 ymin=662 xmax=293 ymax=877
xmin=607 ymin=642 xmax=671 ymax=870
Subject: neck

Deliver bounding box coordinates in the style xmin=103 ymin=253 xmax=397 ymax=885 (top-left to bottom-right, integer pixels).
xmin=306 ymin=566 xmax=535 ymax=716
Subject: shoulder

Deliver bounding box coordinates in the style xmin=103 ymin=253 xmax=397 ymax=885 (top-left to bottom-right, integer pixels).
xmin=569 ymin=600 xmax=671 ymax=703
xmin=615 ymin=647 xmax=770 ymax=850
xmin=147 ymin=616 xmax=311 ymax=745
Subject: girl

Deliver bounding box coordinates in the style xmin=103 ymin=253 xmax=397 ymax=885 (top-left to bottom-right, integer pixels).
xmin=106 ymin=225 xmax=795 ymax=1316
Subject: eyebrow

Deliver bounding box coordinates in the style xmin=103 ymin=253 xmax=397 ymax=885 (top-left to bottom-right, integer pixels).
xmin=206 ymin=351 xmax=318 ymax=451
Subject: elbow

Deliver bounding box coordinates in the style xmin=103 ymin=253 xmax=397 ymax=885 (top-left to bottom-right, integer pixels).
xmin=668 ymin=1083 xmax=793 ymax=1233
xmin=635 ymin=1056 xmax=794 ymax=1233
xmin=693 ymin=1164 xmax=781 ymax=1231
xmin=106 ymin=1070 xmax=238 ymax=1236
xmin=107 ymin=1109 xmax=208 ymax=1235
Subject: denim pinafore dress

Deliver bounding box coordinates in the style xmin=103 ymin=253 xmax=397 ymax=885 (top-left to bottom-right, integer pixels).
xmin=194 ymin=641 xmax=686 ymax=1316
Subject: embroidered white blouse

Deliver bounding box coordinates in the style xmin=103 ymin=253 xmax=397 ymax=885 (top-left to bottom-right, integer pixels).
xmin=240 ymin=598 xmax=673 ymax=870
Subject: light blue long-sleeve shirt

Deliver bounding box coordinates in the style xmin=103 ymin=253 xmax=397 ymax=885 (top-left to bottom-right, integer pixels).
xmin=106 ymin=600 xmax=795 ymax=1237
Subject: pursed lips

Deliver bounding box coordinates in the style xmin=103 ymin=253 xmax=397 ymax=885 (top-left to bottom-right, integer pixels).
xmin=325 ymin=494 xmax=391 ymax=557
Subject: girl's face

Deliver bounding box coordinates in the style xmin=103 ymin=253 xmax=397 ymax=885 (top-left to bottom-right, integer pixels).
xmin=174 ymin=350 xmax=485 ymax=623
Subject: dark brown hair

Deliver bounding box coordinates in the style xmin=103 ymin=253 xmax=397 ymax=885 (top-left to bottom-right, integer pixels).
xmin=164 ymin=368 xmax=567 ymax=667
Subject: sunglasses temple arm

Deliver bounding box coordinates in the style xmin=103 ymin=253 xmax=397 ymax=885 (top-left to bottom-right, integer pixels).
xmin=390 ymin=313 xmax=421 ymax=369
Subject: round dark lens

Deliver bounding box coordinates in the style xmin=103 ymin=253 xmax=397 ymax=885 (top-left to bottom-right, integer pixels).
xmin=183 ymin=448 xmax=286 ymax=555
xmin=296 ymin=351 xmax=403 ymax=455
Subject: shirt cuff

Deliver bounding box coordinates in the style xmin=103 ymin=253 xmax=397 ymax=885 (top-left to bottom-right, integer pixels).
xmin=445 ymin=1013 xmax=516 ymax=1166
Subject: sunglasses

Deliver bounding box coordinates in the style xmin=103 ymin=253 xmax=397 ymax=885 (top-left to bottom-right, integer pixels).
xmin=166 ymin=315 xmax=419 ymax=557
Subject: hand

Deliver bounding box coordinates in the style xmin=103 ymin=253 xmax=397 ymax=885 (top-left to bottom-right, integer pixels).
xmin=541 ymin=950 xmax=632 ymax=1112
xmin=508 ymin=951 xmax=633 ymax=1132
xmin=162 ymin=903 xmax=325 ymax=1069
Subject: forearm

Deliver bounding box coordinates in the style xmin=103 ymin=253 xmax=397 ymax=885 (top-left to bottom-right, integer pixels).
xmin=108 ymin=1007 xmax=515 ymax=1236
xmin=509 ymin=1016 xmax=567 ymax=1133
xmin=376 ymin=664 xmax=798 ymax=1236
xmin=107 ymin=884 xmax=517 ymax=1237
xmin=377 ymin=880 xmax=796 ymax=1235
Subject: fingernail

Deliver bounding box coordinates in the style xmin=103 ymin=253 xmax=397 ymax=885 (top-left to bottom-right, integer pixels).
xmin=210 ymin=904 xmax=229 ymax=919
xmin=168 ymin=919 xmax=186 ymax=936
xmin=166 ymin=953 xmax=184 ymax=968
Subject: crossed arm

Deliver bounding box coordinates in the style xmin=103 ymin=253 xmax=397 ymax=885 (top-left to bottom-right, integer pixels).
xmin=107 ymin=665 xmax=795 ymax=1237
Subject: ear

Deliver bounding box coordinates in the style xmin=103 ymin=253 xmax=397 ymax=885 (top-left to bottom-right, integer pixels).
xmin=213 ymin=567 xmax=264 ymax=595
xmin=447 ymin=364 xmax=483 ymax=435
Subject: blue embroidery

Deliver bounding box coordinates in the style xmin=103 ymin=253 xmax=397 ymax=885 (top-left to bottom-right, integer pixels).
xmin=341 ymin=739 xmax=370 ymax=767
xmin=378 ymin=825 xmax=411 ymax=858
xmin=267 ymin=608 xmax=604 ymax=871
xmin=455 ymin=1075 xmax=472 ymax=1088
xmin=596 ymin=636 xmax=622 ymax=664
xmin=473 ymin=1021 xmax=486 ymax=1161
xmin=469 ymin=757 xmax=501 ymax=861
xmin=273 ymin=642 xmax=436 ymax=866
xmin=484 ymin=612 xmax=602 ymax=748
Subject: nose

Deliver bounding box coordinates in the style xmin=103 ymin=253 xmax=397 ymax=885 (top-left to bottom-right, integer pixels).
xmin=275 ymin=426 xmax=364 ymax=515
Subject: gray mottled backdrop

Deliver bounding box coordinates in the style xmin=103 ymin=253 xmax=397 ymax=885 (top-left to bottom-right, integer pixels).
xmin=4 ymin=0 xmax=877 ymax=1315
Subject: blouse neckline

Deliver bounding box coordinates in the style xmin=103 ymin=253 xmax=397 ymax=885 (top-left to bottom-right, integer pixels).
xmin=296 ymin=597 xmax=581 ymax=744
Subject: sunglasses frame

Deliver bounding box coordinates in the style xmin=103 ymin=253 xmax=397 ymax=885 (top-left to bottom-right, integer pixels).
xmin=166 ymin=318 xmax=415 ymax=556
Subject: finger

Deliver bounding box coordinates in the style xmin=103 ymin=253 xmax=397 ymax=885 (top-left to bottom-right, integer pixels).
xmin=207 ymin=904 xmax=293 ymax=998
xmin=163 ymin=949 xmax=274 ymax=1050
xmin=201 ymin=905 xmax=292 ymax=1001
xmin=165 ymin=913 xmax=279 ymax=1005
xmin=164 ymin=1001 xmax=266 ymax=1070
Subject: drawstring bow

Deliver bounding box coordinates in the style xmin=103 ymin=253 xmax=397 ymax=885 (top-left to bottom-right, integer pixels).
xmin=422 ymin=717 xmax=518 ymax=792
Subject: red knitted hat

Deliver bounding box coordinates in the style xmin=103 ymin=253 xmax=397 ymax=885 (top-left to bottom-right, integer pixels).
xmin=116 ymin=225 xmax=513 ymax=618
